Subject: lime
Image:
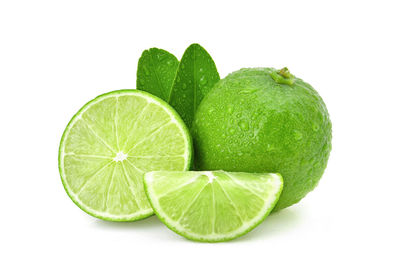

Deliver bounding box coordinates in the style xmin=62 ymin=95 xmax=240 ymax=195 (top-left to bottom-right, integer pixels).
xmin=144 ymin=171 xmax=283 ymax=242
xmin=192 ymin=68 xmax=332 ymax=211
xmin=58 ymin=90 xmax=192 ymax=221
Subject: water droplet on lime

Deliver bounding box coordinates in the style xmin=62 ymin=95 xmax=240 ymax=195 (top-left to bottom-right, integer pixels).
xmin=239 ymin=89 xmax=256 ymax=94
xmin=314 ymin=161 xmax=321 ymax=168
xmin=294 ymin=130 xmax=303 ymax=140
xmin=239 ymin=120 xmax=249 ymax=131
xmin=182 ymin=83 xmax=187 ymax=89
xmin=266 ymin=144 xmax=275 ymax=152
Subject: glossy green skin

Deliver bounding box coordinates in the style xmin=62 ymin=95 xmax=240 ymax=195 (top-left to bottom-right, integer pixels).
xmin=192 ymin=68 xmax=332 ymax=211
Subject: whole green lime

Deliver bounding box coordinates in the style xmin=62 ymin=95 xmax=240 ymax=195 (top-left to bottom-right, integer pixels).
xmin=192 ymin=68 xmax=332 ymax=211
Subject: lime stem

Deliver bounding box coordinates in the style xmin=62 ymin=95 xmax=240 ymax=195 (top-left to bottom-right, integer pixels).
xmin=270 ymin=67 xmax=295 ymax=86
xmin=278 ymin=67 xmax=292 ymax=79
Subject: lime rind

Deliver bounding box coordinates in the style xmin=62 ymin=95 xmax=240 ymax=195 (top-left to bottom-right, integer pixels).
xmin=144 ymin=171 xmax=283 ymax=242
xmin=59 ymin=90 xmax=192 ymax=221
xmin=192 ymin=68 xmax=331 ymax=211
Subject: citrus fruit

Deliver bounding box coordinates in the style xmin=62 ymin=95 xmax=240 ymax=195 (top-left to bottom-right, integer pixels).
xmin=58 ymin=90 xmax=192 ymax=221
xmin=192 ymin=68 xmax=332 ymax=211
xmin=144 ymin=170 xmax=283 ymax=242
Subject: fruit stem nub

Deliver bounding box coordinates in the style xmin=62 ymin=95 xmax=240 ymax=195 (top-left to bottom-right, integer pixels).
xmin=270 ymin=67 xmax=295 ymax=86
xmin=278 ymin=67 xmax=291 ymax=79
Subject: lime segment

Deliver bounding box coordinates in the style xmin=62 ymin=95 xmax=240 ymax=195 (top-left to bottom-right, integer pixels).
xmin=144 ymin=171 xmax=283 ymax=242
xmin=59 ymin=90 xmax=192 ymax=221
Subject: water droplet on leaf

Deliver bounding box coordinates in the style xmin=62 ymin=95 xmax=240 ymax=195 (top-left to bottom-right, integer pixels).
xmin=200 ymin=76 xmax=207 ymax=85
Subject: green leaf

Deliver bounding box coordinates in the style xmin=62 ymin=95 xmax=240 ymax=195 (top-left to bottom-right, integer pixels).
xmin=136 ymin=48 xmax=179 ymax=102
xmin=169 ymin=44 xmax=220 ymax=127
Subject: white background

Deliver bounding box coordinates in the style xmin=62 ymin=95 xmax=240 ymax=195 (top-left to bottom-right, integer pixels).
xmin=1 ymin=0 xmax=399 ymax=271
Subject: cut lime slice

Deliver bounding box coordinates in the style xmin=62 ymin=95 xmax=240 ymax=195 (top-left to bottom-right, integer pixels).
xmin=58 ymin=90 xmax=192 ymax=221
xmin=144 ymin=171 xmax=283 ymax=242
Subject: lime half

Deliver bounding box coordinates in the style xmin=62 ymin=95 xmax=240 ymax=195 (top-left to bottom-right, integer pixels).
xmin=59 ymin=90 xmax=192 ymax=221
xmin=144 ymin=171 xmax=283 ymax=242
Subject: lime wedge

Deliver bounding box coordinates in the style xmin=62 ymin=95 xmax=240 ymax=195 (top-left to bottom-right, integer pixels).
xmin=58 ymin=90 xmax=192 ymax=221
xmin=144 ymin=171 xmax=283 ymax=242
